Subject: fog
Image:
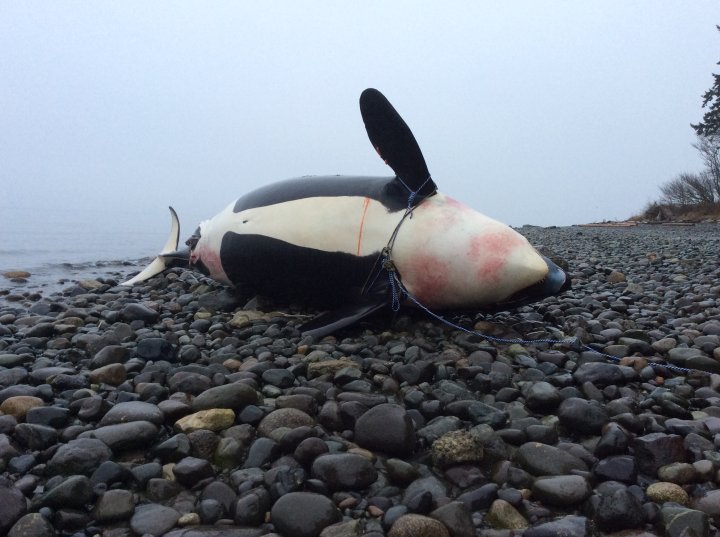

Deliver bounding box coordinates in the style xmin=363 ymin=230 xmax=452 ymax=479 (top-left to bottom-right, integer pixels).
xmin=2 ymin=2 xmax=718 ymax=236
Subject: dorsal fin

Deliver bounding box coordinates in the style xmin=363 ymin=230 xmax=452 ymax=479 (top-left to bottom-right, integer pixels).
xmin=360 ymin=88 xmax=437 ymax=200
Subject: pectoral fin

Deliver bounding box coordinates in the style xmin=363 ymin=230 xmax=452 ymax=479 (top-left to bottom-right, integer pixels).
xmin=300 ymin=296 xmax=388 ymax=338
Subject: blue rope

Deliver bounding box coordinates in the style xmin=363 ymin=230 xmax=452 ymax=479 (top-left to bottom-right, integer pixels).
xmin=378 ymin=187 xmax=704 ymax=377
xmin=389 ymin=272 xmax=699 ymax=376
xmin=397 ymin=175 xmax=433 ymax=213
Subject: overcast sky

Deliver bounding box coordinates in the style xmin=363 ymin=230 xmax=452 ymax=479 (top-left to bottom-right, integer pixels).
xmin=2 ymin=2 xmax=719 ymax=233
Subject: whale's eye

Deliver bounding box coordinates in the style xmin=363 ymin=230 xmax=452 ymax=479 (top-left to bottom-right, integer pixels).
xmin=186 ymin=227 xmax=201 ymax=249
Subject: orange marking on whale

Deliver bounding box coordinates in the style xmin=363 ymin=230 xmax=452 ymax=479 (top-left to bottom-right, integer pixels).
xmin=357 ymin=197 xmax=371 ymax=255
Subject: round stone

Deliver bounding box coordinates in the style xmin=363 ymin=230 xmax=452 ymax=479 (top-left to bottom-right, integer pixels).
xmin=47 ymin=438 xmax=112 ymax=475
xmin=355 ymin=403 xmax=416 ymax=456
xmin=0 ymin=396 xmax=44 ymax=421
xmin=92 ymin=489 xmax=136 ymax=521
xmin=646 ymin=482 xmax=689 ymax=505
xmin=311 ymin=453 xmax=378 ymax=490
xmin=485 ymin=499 xmax=529 ymax=530
xmin=99 ymin=401 xmax=164 ymax=426
xmin=0 ymin=485 xmax=27 ymax=535
xmin=191 ymin=382 xmax=259 ymax=411
xmin=514 ymin=442 xmax=587 ymax=476
xmin=532 ymin=475 xmax=591 ymax=506
xmin=431 ymin=430 xmax=483 ymax=468
xmin=7 ymin=513 xmax=54 ymax=537
xmin=175 ymin=409 xmax=236 ymax=433
xmin=271 ymin=492 xmax=341 ymax=537
xmin=257 ymin=408 xmax=315 ymax=437
xmin=130 ymin=504 xmax=181 ymax=536
xmin=388 ymin=514 xmax=450 ymax=537
xmin=557 ymin=397 xmax=609 ymax=435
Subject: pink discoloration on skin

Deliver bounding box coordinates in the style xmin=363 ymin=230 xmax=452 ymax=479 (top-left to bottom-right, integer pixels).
xmin=419 ymin=197 xmax=462 ymax=231
xmin=193 ymin=246 xmax=227 ymax=282
xmin=468 ymin=232 xmax=526 ymax=284
xmin=443 ymin=196 xmax=472 ymax=212
xmin=403 ymin=254 xmax=451 ymax=305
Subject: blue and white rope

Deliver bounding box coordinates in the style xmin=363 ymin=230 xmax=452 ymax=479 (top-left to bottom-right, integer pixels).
xmin=380 ymin=181 xmax=704 ymax=377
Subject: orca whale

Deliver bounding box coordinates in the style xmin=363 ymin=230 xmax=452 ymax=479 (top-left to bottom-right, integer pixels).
xmin=122 ymin=88 xmax=570 ymax=337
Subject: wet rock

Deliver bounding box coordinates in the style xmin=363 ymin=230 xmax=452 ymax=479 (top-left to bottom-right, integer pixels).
xmin=693 ymin=489 xmax=720 ymax=518
xmin=633 ymin=433 xmax=686 ymax=475
xmin=257 ymin=408 xmax=315 ymax=437
xmin=522 ymin=515 xmax=591 ymax=537
xmin=646 ymin=482 xmax=689 ymax=505
xmin=38 ymin=475 xmax=93 ymax=509
xmin=431 ymin=429 xmax=483 ymax=468
xmin=47 ymin=438 xmax=112 ymax=475
xmin=270 ymin=491 xmax=341 ymax=537
xmin=572 ymin=362 xmax=625 ymax=386
xmin=657 ymin=462 xmax=697 ymax=485
xmin=514 ymin=442 xmax=588 ymax=476
xmin=7 ymin=513 xmax=54 ymax=537
xmin=523 ymin=381 xmax=561 ymax=412
xmin=88 ymin=363 xmax=126 ymax=385
xmin=191 ymin=382 xmax=259 ymax=411
xmin=79 ymin=420 xmax=158 ymax=451
xmin=531 ymin=475 xmax=591 ymax=507
xmin=429 ymin=501 xmax=473 ymax=537
xmin=0 ymin=484 xmax=27 ymax=535
xmin=173 ymin=456 xmax=215 ymax=486
xmin=312 ymin=453 xmax=378 ymax=490
xmin=14 ymin=423 xmax=57 ymax=450
xmin=90 ymin=345 xmax=129 ymax=368
xmin=0 ymin=395 xmax=44 ymax=421
xmin=91 ymin=489 xmax=136 ymax=521
xmin=388 ymin=514 xmax=450 ymax=537
xmin=593 ymin=455 xmax=637 ymax=483
xmin=355 ymin=403 xmax=416 ymax=456
xmin=593 ymin=487 xmax=644 ymax=532
xmin=661 ymin=505 xmax=709 ymax=537
xmin=99 ymin=400 xmax=164 ymax=426
xmin=121 ymin=303 xmax=160 ymax=323
xmin=557 ymin=397 xmax=609 ymax=435
xmin=176 ymin=409 xmax=235 ymax=433
xmin=130 ymin=503 xmax=181 ymax=536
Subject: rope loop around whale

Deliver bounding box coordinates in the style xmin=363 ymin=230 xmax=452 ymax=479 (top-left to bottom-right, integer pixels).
xmin=376 ymin=178 xmax=707 ymax=378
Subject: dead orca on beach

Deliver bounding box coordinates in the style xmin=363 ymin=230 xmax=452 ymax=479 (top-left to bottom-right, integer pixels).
xmin=122 ymin=88 xmax=570 ymax=337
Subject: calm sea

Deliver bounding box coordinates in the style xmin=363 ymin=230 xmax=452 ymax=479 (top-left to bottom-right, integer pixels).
xmin=0 ymin=203 xmax=169 ymax=295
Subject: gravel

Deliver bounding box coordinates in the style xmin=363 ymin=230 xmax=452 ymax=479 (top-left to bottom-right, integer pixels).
xmin=0 ymin=223 xmax=719 ymax=536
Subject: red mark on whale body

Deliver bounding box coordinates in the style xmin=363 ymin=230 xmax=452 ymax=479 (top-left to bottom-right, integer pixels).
xmin=468 ymin=231 xmax=524 ymax=284
xmin=194 ymin=246 xmax=226 ymax=282
xmin=443 ymin=196 xmax=472 ymax=212
xmin=404 ymin=254 xmax=450 ymax=306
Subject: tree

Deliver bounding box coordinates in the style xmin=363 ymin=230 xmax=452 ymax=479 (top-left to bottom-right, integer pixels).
xmin=691 ymin=26 xmax=720 ymax=136
xmin=692 ymin=134 xmax=720 ymax=198
xmin=660 ymin=172 xmax=716 ymax=206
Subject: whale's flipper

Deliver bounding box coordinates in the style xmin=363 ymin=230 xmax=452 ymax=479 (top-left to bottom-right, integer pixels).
xmin=121 ymin=207 xmax=188 ymax=286
xmin=360 ymin=88 xmax=437 ymax=201
xmin=300 ymin=295 xmax=388 ymax=339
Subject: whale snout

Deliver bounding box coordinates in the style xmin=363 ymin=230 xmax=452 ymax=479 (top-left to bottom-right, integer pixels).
xmin=540 ymin=255 xmax=570 ymax=296
xmin=503 ymin=255 xmax=570 ymax=307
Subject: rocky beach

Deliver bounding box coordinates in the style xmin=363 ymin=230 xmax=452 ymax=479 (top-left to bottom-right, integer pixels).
xmin=1 ymin=223 xmax=719 ymax=537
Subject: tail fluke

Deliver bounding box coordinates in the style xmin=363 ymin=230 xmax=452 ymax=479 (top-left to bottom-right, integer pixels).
xmin=121 ymin=207 xmax=187 ymax=286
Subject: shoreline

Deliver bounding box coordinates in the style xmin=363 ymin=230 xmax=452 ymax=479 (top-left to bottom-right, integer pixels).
xmin=1 ymin=224 xmax=719 ymax=536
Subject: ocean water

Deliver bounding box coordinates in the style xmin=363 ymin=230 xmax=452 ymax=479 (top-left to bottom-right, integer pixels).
xmin=1 ymin=203 xmax=169 ymax=295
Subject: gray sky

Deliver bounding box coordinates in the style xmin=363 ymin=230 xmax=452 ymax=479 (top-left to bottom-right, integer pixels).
xmin=2 ymin=2 xmax=719 ymax=233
